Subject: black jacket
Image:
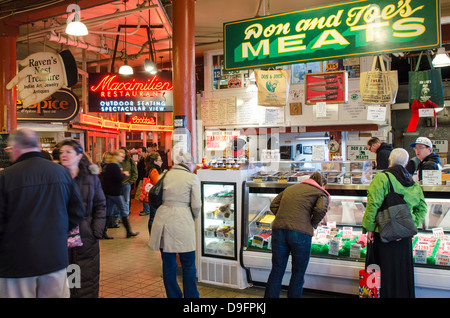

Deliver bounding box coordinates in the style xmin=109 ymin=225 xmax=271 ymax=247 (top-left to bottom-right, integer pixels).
xmin=0 ymin=152 xmax=84 ymax=278
xmin=102 ymin=163 xmax=124 ymax=196
xmin=376 ymin=142 xmax=393 ymax=170
xmin=417 ymin=152 xmax=441 ymax=181
xmin=69 ymin=164 xmax=106 ymax=298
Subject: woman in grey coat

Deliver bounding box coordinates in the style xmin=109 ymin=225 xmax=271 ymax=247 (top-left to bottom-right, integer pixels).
xmin=149 ymin=151 xmax=201 ymax=298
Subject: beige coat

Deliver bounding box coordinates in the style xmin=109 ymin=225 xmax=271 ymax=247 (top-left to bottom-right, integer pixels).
xmin=149 ymin=165 xmax=202 ymax=253
xmin=270 ymin=179 xmax=329 ymax=236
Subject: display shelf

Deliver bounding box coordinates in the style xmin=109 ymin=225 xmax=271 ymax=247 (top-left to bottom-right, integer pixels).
xmin=244 ymin=182 xmax=450 ymax=268
xmin=201 ymin=182 xmax=237 ymax=259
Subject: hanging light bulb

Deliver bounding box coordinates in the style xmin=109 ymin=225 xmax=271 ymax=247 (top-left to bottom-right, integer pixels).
xmin=432 ymin=47 xmax=450 ymax=68
xmin=65 ymin=20 xmax=88 ymax=36
xmin=144 ymin=58 xmax=157 ymax=74
xmin=119 ymin=60 xmax=133 ymax=75
xmin=65 ymin=1 xmax=88 ymax=36
xmin=119 ymin=1 xmax=133 ymax=75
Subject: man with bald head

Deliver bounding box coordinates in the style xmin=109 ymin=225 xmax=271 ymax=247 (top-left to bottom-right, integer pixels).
xmin=0 ymin=128 xmax=84 ymax=298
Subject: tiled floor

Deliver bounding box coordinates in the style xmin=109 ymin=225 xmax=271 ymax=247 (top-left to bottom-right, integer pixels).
xmin=98 ymin=197 xmax=344 ymax=298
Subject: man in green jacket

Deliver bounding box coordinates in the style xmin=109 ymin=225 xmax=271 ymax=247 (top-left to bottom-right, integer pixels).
xmin=119 ymin=147 xmax=138 ymax=212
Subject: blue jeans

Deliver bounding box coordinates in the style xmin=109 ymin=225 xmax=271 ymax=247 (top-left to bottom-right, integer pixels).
xmin=113 ymin=184 xmax=131 ymax=221
xmin=264 ymin=229 xmax=312 ymax=298
xmin=148 ymin=206 xmax=157 ymax=234
xmin=106 ymin=195 xmax=129 ymax=218
xmin=160 ymin=250 xmax=199 ymax=298
xmin=122 ymin=183 xmax=131 ymax=210
xmin=143 ymin=202 xmax=150 ymax=214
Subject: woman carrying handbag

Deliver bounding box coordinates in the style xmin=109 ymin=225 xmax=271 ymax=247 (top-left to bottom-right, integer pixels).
xmin=148 ymin=151 xmax=201 ymax=298
xmin=362 ymin=148 xmax=427 ymax=298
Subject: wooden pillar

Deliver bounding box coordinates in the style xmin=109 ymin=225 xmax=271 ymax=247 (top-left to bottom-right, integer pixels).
xmin=0 ymin=21 xmax=19 ymax=133
xmin=172 ymin=0 xmax=196 ymax=156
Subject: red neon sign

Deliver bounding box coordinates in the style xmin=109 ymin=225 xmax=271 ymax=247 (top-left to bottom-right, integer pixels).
xmin=90 ymin=74 xmax=173 ymax=95
xmin=129 ymin=116 xmax=156 ymax=125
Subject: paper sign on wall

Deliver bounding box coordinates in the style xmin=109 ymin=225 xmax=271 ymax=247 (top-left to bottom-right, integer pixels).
xmin=367 ymin=106 xmax=386 ymax=121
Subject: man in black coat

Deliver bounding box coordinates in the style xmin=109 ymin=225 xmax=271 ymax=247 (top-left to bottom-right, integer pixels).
xmin=0 ymin=128 xmax=84 ymax=297
xmin=367 ymin=137 xmax=393 ymax=170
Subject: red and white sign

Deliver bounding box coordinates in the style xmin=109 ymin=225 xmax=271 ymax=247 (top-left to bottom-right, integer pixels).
xmin=129 ymin=116 xmax=156 ymax=125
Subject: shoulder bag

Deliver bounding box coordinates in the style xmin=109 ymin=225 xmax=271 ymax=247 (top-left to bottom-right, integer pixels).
xmin=360 ymin=55 xmax=398 ymax=104
xmin=148 ymin=171 xmax=167 ymax=210
xmin=375 ymin=172 xmax=418 ymax=243
xmin=139 ymin=170 xmax=154 ymax=203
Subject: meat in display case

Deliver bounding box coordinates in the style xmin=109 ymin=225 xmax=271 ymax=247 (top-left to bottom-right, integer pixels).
xmin=242 ymin=171 xmax=450 ymax=297
xmin=201 ymin=182 xmax=236 ymax=259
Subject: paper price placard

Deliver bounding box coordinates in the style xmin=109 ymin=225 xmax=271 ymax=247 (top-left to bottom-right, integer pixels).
xmin=432 ymin=227 xmax=445 ymax=238
xmin=350 ymin=243 xmax=361 ymax=259
xmin=367 ymin=105 xmax=386 ymax=121
xmin=422 ymin=170 xmax=442 ymax=185
xmin=414 ymin=250 xmax=427 ymax=264
xmin=328 ymin=238 xmax=340 ymax=256
xmin=418 ymin=108 xmax=435 ymax=117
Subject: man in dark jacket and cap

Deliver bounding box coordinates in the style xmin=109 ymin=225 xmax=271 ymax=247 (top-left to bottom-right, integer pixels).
xmin=0 ymin=128 xmax=84 ymax=297
xmin=410 ymin=137 xmax=442 ymax=181
xmin=367 ymin=137 xmax=393 ymax=170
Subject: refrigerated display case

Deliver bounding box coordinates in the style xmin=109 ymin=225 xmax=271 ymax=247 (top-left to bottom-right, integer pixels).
xmin=196 ymin=169 xmax=251 ymax=289
xmin=242 ymin=176 xmax=450 ymax=297
xmin=201 ymin=182 xmax=237 ymax=259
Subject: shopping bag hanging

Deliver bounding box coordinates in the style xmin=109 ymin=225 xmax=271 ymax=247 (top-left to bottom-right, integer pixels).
xmin=360 ymin=55 xmax=398 ymax=104
xmin=408 ymin=50 xmax=444 ymax=107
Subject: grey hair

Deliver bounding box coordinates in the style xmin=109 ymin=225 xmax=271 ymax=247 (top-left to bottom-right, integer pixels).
xmin=173 ymin=151 xmax=194 ymax=165
xmin=389 ymin=148 xmax=409 ymax=167
xmin=8 ymin=128 xmax=39 ymax=150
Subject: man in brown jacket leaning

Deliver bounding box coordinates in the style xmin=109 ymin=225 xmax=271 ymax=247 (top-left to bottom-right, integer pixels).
xmin=264 ymin=172 xmax=330 ymax=298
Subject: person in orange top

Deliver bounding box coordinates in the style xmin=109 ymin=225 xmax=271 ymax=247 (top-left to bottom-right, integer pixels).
xmin=144 ymin=152 xmax=164 ymax=234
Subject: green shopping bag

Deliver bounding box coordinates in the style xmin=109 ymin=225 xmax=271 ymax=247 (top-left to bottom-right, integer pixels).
xmin=408 ymin=50 xmax=444 ymax=107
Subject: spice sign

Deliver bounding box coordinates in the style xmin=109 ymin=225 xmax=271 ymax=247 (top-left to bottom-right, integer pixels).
xmin=224 ymin=0 xmax=440 ymax=70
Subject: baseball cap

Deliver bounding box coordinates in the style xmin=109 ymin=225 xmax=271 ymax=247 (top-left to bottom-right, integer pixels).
xmin=409 ymin=137 xmax=432 ymax=148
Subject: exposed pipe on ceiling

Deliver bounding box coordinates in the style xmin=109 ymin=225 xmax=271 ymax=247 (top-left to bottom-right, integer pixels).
xmin=17 ymin=3 xmax=157 ymax=43
xmin=46 ymin=32 xmax=123 ymax=57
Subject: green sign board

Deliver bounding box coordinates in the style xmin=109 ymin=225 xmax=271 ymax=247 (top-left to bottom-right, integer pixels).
xmin=224 ymin=0 xmax=441 ymax=70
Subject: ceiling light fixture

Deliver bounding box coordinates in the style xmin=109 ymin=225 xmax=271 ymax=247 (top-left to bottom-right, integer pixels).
xmin=119 ymin=0 xmax=133 ymax=75
xmin=432 ymin=47 xmax=450 ymax=68
xmin=119 ymin=60 xmax=133 ymax=75
xmin=65 ymin=2 xmax=88 ymax=36
xmin=145 ymin=58 xmax=157 ymax=74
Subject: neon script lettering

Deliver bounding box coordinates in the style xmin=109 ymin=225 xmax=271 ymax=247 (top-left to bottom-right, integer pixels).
xmin=90 ymin=75 xmax=173 ymax=93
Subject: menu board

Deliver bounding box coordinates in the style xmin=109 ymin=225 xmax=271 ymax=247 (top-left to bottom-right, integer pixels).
xmin=201 ymin=97 xmax=236 ymax=126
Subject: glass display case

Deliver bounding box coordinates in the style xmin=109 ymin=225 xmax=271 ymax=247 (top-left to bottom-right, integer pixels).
xmin=240 ymin=162 xmax=450 ymax=296
xmin=246 ymin=160 xmax=373 ymax=184
xmin=244 ymin=182 xmax=450 ymax=266
xmin=201 ymin=182 xmax=237 ymax=259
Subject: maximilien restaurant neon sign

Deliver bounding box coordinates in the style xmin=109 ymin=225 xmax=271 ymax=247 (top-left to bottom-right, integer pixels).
xmin=88 ymin=72 xmax=174 ymax=113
